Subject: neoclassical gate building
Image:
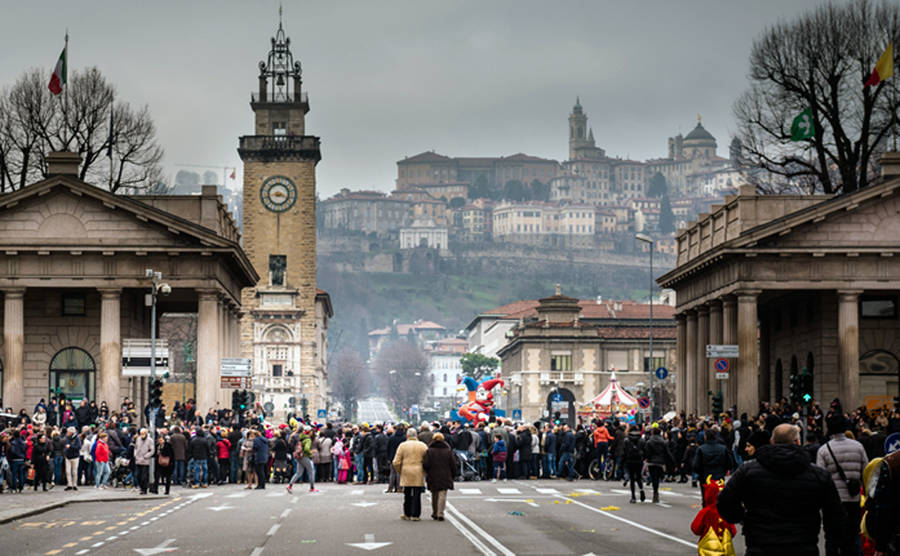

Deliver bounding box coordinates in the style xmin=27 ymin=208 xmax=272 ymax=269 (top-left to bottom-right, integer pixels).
xmin=658 ymin=153 xmax=900 ymax=417
xmin=0 ymin=152 xmax=257 ymax=414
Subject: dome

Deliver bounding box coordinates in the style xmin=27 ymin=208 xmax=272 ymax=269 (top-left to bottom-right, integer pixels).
xmin=684 ymin=122 xmax=715 ymax=143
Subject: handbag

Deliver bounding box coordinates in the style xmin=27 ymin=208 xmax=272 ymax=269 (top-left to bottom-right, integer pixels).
xmin=157 ymin=454 xmax=171 ymax=467
xmin=825 ymin=441 xmax=861 ymax=495
xmin=698 ymin=527 xmax=736 ymax=556
xmin=27 ymin=467 xmax=35 ymax=481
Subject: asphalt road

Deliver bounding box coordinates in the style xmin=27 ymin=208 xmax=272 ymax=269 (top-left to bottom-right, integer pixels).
xmin=356 ymin=398 xmax=396 ymax=424
xmin=0 ymin=479 xmax=748 ymax=555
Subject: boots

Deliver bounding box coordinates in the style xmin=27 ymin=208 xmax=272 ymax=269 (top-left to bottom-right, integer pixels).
xmin=639 ymin=489 xmax=645 ymax=502
xmin=652 ymin=491 xmax=659 ymax=504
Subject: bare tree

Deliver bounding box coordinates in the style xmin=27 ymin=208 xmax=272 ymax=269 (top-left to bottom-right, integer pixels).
xmin=733 ymin=0 xmax=899 ymax=194
xmin=329 ymin=349 xmax=370 ymax=421
xmin=372 ymin=340 xmax=431 ymax=412
xmin=0 ymin=67 xmax=163 ymax=193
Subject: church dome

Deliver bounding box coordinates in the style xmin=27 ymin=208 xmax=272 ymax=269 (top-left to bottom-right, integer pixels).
xmin=684 ymin=122 xmax=715 ymax=144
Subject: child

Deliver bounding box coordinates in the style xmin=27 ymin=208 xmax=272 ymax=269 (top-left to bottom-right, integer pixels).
xmin=491 ymin=433 xmax=507 ymax=482
xmin=690 ymin=476 xmax=736 ymax=556
xmin=337 ymin=442 xmax=352 ymax=484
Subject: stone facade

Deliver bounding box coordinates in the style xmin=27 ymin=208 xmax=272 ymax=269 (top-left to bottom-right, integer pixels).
xmin=658 ymin=153 xmax=900 ymax=416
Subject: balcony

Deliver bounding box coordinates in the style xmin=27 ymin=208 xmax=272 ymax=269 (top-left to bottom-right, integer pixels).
xmin=238 ymin=135 xmax=321 ymax=162
xmin=256 ymin=375 xmax=301 ymax=392
xmin=538 ymin=371 xmax=585 ymax=385
xmin=251 ymin=91 xmax=308 ymax=105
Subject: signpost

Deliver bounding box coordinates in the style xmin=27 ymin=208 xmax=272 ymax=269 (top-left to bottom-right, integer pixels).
xmin=638 ymin=397 xmax=650 ymax=409
xmin=886 ymin=432 xmax=900 ymax=455
xmin=219 ymin=376 xmax=252 ymax=389
xmin=714 ymin=358 xmax=730 ymax=380
xmin=706 ymin=344 xmax=739 ymax=358
xmin=512 ymin=409 xmax=522 ymax=421
xmin=220 ymin=358 xmax=252 ymax=390
xmin=122 ymin=339 xmax=170 ymax=376
xmin=655 ymin=367 xmax=668 ymax=380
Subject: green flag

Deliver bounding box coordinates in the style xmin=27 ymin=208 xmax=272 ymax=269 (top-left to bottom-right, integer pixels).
xmin=791 ymin=107 xmax=815 ymax=141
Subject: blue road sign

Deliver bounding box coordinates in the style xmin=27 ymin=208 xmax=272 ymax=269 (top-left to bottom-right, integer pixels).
xmin=512 ymin=409 xmax=522 ymax=420
xmin=655 ymin=367 xmax=668 ymax=380
xmin=638 ymin=397 xmax=650 ymax=409
xmin=886 ymin=432 xmax=900 ymax=454
xmin=552 ymin=392 xmax=562 ymax=402
xmin=317 ymin=409 xmax=326 ymax=420
xmin=714 ymin=359 xmax=730 ymax=372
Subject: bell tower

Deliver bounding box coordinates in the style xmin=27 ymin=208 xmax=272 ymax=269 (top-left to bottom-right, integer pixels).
xmin=238 ymin=8 xmax=324 ymax=417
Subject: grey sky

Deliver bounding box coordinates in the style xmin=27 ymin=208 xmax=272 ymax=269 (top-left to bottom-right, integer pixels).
xmin=2 ymin=1 xmax=821 ymax=197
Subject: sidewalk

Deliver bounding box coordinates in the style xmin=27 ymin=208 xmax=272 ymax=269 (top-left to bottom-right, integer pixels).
xmin=0 ymin=486 xmax=167 ymax=524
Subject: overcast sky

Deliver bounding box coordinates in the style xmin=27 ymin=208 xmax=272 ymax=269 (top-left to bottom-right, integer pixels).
xmin=2 ymin=1 xmax=822 ymax=197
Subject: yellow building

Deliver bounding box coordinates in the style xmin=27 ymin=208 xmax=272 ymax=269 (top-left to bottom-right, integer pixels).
xmin=238 ymin=15 xmax=332 ymax=418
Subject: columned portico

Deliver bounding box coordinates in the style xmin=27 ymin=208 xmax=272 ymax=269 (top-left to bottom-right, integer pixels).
xmin=708 ymin=301 xmax=723 ymax=407
xmin=838 ymin=290 xmax=862 ymax=410
xmin=721 ymin=297 xmax=737 ymax=410
xmin=197 ymin=290 xmax=221 ymax=414
xmin=675 ymin=314 xmax=686 ymax=410
xmin=98 ymin=288 xmax=122 ymax=408
xmin=685 ymin=310 xmax=697 ymax=416
xmin=2 ymin=288 xmax=25 ymax=411
xmin=736 ymin=291 xmax=760 ymax=415
xmin=696 ymin=305 xmax=710 ymax=414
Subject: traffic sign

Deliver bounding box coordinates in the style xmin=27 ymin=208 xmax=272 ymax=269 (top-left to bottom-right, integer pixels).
xmin=638 ymin=397 xmax=650 ymax=409
xmin=706 ymin=344 xmax=739 ymax=358
xmin=655 ymin=367 xmax=668 ymax=380
xmin=512 ymin=409 xmax=522 ymax=420
xmin=715 ymin=359 xmax=730 ymax=372
xmin=221 ymin=358 xmax=252 ymax=377
xmin=317 ymin=409 xmax=327 ymax=419
xmin=219 ymin=376 xmax=251 ymax=389
xmin=886 ymin=432 xmax=900 ymax=454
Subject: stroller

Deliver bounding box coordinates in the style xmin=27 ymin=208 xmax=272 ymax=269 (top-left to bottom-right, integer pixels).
xmin=271 ymin=458 xmax=292 ymax=484
xmin=456 ymin=451 xmax=479 ymax=482
xmin=111 ymin=456 xmax=132 ymax=488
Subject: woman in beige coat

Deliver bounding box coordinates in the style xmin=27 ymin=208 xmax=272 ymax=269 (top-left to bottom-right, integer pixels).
xmin=392 ymin=428 xmax=427 ymax=521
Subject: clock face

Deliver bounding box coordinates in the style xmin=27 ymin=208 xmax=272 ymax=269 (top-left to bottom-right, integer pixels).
xmin=260 ymin=175 xmax=297 ymax=213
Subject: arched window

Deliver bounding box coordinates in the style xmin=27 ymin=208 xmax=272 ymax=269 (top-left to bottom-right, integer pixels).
xmin=774 ymin=359 xmax=783 ymax=401
xmin=49 ymin=347 xmax=95 ymax=403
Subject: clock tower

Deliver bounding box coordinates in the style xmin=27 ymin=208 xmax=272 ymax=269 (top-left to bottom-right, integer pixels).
xmin=238 ymin=12 xmax=327 ymax=418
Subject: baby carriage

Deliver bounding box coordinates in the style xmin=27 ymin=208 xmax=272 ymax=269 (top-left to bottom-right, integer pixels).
xmin=111 ymin=456 xmax=132 ymax=488
xmin=271 ymin=458 xmax=292 ymax=484
xmin=456 ymin=452 xmax=479 ymax=482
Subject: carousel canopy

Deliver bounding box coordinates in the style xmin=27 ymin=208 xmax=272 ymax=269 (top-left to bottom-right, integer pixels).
xmin=585 ymin=372 xmax=638 ymax=407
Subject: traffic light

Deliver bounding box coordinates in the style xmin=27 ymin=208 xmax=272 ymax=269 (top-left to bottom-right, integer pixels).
xmin=300 ymin=398 xmax=308 ymax=418
xmin=711 ymin=391 xmax=723 ymax=414
xmin=799 ymin=370 xmax=814 ymax=404
xmin=893 ymin=395 xmax=899 ymax=413
xmin=238 ymin=390 xmax=249 ymax=411
xmin=553 ymin=411 xmax=561 ymax=425
xmin=149 ymin=379 xmax=163 ymax=408
xmin=231 ymin=390 xmax=240 ymax=412
xmin=789 ymin=373 xmax=800 ymax=404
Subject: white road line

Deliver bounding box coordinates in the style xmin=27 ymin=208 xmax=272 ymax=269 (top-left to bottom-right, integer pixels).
xmin=266 ymin=492 xmax=286 ymax=498
xmin=555 ymin=495 xmax=695 ymax=548
xmin=250 ymin=548 xmax=264 ymax=556
xmin=290 ymin=497 xmax=298 ymax=504
xmin=535 ymin=488 xmax=559 ymax=494
xmin=141 ymin=521 xmax=150 ymax=526
xmin=459 ymin=488 xmax=482 ymax=495
xmin=351 ymin=489 xmax=364 ymax=495
xmin=497 ymin=488 xmax=520 ymax=494
xmin=226 ymin=492 xmax=248 ymax=498
xmin=575 ymin=488 xmax=599 ymax=494
xmin=445 ymin=512 xmax=496 ymax=556
xmin=130 ymin=526 xmax=140 ymax=530
xmin=91 ymin=542 xmax=104 ymax=548
xmin=280 ymin=509 xmax=292 ymax=518
xmin=267 ymin=524 xmax=281 ymax=536
xmin=76 ymin=550 xmax=89 ymax=555
xmin=658 ymin=502 xmax=672 ymax=508
xmin=119 ymin=530 xmax=130 ymax=536
xmin=446 ymin=502 xmax=516 ymax=556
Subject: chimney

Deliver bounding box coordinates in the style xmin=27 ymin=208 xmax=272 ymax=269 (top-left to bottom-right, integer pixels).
xmin=880 ymin=152 xmax=900 ymax=179
xmin=200 ymin=185 xmax=220 ymax=232
xmin=46 ymin=151 xmax=81 ymax=177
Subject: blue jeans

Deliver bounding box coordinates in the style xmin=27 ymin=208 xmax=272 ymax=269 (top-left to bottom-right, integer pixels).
xmin=543 ymin=453 xmax=556 ymax=477
xmin=94 ymin=461 xmax=110 ymax=487
xmin=10 ymin=460 xmax=25 ymax=491
xmin=54 ymin=455 xmax=64 ymax=484
xmin=558 ymin=452 xmax=575 ymax=479
xmin=230 ymin=456 xmax=240 ymax=483
xmin=615 ymin=455 xmax=625 ymax=480
xmin=595 ymin=443 xmax=608 ymax=473
xmin=354 ymin=454 xmax=364 ymax=483
xmin=192 ymin=459 xmax=207 ymax=485
xmin=492 ymin=461 xmax=506 ymax=479
xmin=174 ymin=460 xmax=186 ymax=484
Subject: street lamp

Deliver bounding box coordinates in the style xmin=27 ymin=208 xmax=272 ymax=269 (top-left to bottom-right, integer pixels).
xmin=635 ymin=233 xmax=655 ymax=421
xmin=145 ymin=268 xmax=170 ymax=491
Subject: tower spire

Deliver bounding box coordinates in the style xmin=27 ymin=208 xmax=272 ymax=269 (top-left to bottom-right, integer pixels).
xmin=278 ymin=3 xmax=283 ymax=30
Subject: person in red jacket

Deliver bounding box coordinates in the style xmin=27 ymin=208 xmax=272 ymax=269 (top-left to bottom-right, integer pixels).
xmin=691 ymin=476 xmax=736 ymax=555
xmin=216 ymin=434 xmax=231 ymax=485
xmin=592 ymin=421 xmax=612 ymax=477
xmin=93 ymin=432 xmax=111 ymax=488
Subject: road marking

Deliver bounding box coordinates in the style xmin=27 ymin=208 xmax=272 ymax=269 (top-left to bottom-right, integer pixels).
xmin=107 ymin=536 xmax=119 ymax=541
xmin=575 ymin=488 xmax=598 ymax=494
xmin=76 ymin=551 xmax=89 ymax=555
xmin=554 ymin=495 xmax=695 ymax=548
xmin=351 ymin=489 xmax=364 ymax=495
xmin=658 ymin=502 xmax=672 ymax=508
xmin=446 ymin=502 xmax=516 ymax=556
xmin=485 ymin=497 xmax=539 ymax=508
xmin=250 ymin=548 xmax=264 ymax=556
xmin=497 ymin=488 xmax=520 ymax=494
xmin=459 ymin=488 xmax=482 ymax=495
xmin=91 ymin=542 xmax=104 ymax=548
xmin=266 ymin=492 xmax=286 ymax=498
xmin=63 ymin=543 xmax=77 ymax=548
xmin=535 ymin=488 xmax=559 ymax=494
xmin=45 ymin=550 xmax=62 ymax=555
xmin=79 ymin=536 xmax=93 ymax=541
xmin=290 ymin=497 xmax=298 ymax=504
xmin=445 ymin=512 xmax=495 ymax=556
xmin=134 ymin=538 xmax=178 ymax=555
xmin=267 ymin=524 xmax=281 ymax=536
xmin=207 ymin=504 xmax=235 ymax=512
xmin=352 ymin=501 xmax=378 ymax=508
xmin=346 ymin=533 xmax=392 ymax=551
xmin=280 ymin=509 xmax=292 ymax=518
xmin=226 ymin=492 xmax=248 ymax=498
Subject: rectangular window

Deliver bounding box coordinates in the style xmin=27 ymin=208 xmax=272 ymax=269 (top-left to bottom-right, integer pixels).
xmin=550 ymin=354 xmax=572 ymax=371
xmin=269 ymin=254 xmax=286 ymax=286
xmin=861 ymin=297 xmax=896 ymax=318
xmin=272 ymin=364 xmax=283 ymax=377
xmin=62 ymin=293 xmax=86 ymax=316
xmin=643 ymin=356 xmax=666 ymax=373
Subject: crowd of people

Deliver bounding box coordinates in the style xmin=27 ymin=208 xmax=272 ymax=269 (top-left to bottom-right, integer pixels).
xmin=0 ymin=394 xmax=898 ymax=553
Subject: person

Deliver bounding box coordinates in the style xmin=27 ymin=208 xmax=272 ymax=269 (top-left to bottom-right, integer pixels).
xmin=63 ymin=427 xmax=81 ymax=490
xmin=31 ymin=433 xmax=52 ymax=491
xmin=252 ymin=427 xmax=269 ymax=489
xmin=717 ymin=423 xmax=843 ymax=556
xmin=386 ymin=425 xmax=405 ymax=493
xmin=9 ymin=429 xmax=26 ymax=492
xmin=287 ymin=426 xmax=317 ymax=493
xmin=644 ymin=425 xmax=674 ymax=504
xmin=593 ymin=420 xmax=612 ymax=478
xmin=315 ymin=430 xmax=333 ymax=484
xmin=93 ymin=432 xmax=111 ymax=488
xmin=78 ymin=427 xmax=94 ymax=487
xmin=816 ymin=415 xmax=868 ymax=556
xmin=543 ymin=424 xmax=557 ymax=479
xmin=392 ymin=428 xmax=427 ymax=521
xmin=216 ymin=433 xmax=231 ymax=485
xmin=691 ymin=477 xmax=737 ymax=556
xmin=623 ymin=424 xmax=645 ymax=503
xmin=491 ymin=432 xmax=507 ymax=482
xmin=863 ymin=448 xmax=899 ymax=555
xmin=423 ymin=432 xmax=454 ymax=521
xmin=558 ymin=424 xmax=576 ymax=481
xmin=153 ymin=434 xmax=174 ymax=495
xmin=50 ymin=430 xmax=65 ymax=485
xmin=189 ymin=427 xmax=209 ymax=488
xmin=241 ymin=430 xmax=257 ymax=489
xmin=169 ymin=426 xmax=187 ymax=485
xmin=693 ymin=426 xmax=732 ymax=496
xmin=133 ymin=428 xmax=154 ymax=495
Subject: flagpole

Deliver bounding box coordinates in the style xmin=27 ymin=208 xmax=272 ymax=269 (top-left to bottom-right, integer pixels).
xmin=64 ymin=30 xmax=69 ymax=149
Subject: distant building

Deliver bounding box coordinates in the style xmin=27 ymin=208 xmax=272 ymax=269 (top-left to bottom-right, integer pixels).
xmin=399 ymin=215 xmax=448 ymax=250
xmin=425 ymin=338 xmax=468 ymax=408
xmin=320 ymin=189 xmax=412 ymax=235
xmin=368 ymin=319 xmax=449 ymax=359
xmin=396 ymin=151 xmax=560 ymax=193
xmin=492 ymin=202 xmax=595 ymax=248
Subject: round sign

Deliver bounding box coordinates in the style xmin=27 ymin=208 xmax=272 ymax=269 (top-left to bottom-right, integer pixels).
xmin=552 ymin=392 xmax=562 ymax=402
xmin=260 ymin=175 xmax=298 ymax=213
xmin=886 ymin=432 xmax=900 ymax=454
xmin=655 ymin=367 xmax=668 ymax=380
xmin=638 ymin=397 xmax=650 ymax=409
xmin=715 ymin=359 xmax=730 ymax=372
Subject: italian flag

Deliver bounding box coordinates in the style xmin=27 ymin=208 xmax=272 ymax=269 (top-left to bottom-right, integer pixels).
xmin=864 ymin=43 xmax=893 ymax=87
xmin=48 ymin=45 xmax=67 ymax=95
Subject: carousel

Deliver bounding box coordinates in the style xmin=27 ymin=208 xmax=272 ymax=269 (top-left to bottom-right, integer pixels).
xmin=578 ymin=372 xmax=639 ymax=420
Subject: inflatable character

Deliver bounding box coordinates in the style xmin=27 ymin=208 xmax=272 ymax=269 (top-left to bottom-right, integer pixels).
xmin=690 ymin=476 xmax=736 ymax=556
xmin=456 ymin=376 xmax=504 ymax=423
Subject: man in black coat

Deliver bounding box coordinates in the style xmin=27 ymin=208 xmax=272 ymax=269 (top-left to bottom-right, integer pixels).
xmin=717 ymin=423 xmax=843 ymax=556
xmin=74 ymin=400 xmax=92 ymax=429
xmin=693 ymin=426 xmax=732 ymax=489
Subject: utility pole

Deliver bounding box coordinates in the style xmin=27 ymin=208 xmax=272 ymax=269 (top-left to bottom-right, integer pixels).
xmin=145 ymin=269 xmax=170 ymax=491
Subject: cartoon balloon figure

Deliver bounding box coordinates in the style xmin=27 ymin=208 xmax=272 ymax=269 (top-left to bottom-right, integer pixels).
xmin=456 ymin=376 xmax=505 ymax=423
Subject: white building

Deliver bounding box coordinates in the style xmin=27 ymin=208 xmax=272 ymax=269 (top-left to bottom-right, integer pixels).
xmin=425 ymin=338 xmax=467 ymax=407
xmin=399 ymin=215 xmax=448 ymax=250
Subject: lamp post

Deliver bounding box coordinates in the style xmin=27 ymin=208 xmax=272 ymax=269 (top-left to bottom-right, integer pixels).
xmin=145 ymin=268 xmax=170 ymax=491
xmin=635 ymin=233 xmax=655 ymax=421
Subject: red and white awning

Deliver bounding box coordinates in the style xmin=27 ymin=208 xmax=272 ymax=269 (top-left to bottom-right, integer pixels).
xmin=585 ymin=372 xmax=638 ymax=407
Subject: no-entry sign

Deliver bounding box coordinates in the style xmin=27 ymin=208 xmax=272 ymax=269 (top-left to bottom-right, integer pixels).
xmin=714 ymin=358 xmax=730 ymax=380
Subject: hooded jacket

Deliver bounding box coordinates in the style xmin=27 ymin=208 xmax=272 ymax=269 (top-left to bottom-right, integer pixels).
xmin=717 ymin=443 xmax=843 ymax=555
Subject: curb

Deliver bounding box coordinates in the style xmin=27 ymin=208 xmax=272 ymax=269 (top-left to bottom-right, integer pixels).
xmin=0 ymin=494 xmax=169 ymax=525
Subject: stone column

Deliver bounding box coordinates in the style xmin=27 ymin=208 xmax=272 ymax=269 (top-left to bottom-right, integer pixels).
xmin=737 ymin=291 xmax=761 ymax=416
xmin=97 ymin=288 xmax=122 ymax=407
xmin=685 ymin=311 xmax=697 ymax=416
xmin=837 ymin=290 xmax=862 ymax=410
xmin=696 ymin=306 xmax=710 ymax=414
xmin=197 ymin=290 xmax=220 ymax=415
xmin=708 ymin=301 xmax=723 ymax=407
xmin=2 ymin=288 xmax=25 ymax=411
xmin=722 ymin=297 xmax=737 ymax=410
xmin=675 ymin=314 xmax=686 ymax=412
xmin=758 ymin=309 xmax=771 ymax=405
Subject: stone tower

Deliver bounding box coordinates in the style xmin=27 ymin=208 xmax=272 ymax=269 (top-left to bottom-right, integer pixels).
xmin=238 ymin=12 xmax=324 ymax=417
xmin=568 ymin=98 xmax=604 ymax=161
